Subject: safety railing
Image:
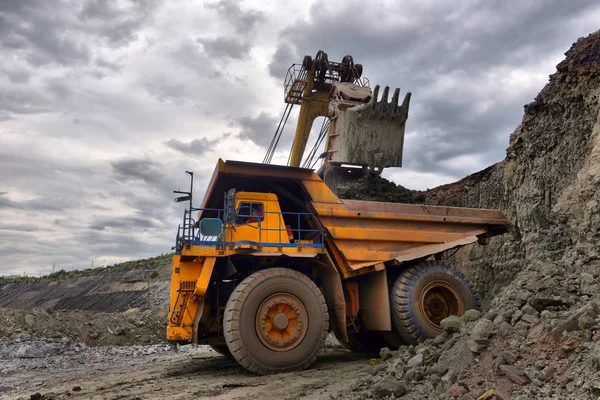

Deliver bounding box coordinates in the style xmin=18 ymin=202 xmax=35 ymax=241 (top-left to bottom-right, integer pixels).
xmin=284 ymin=64 xmax=308 ymax=104
xmin=174 ymin=207 xmax=223 ymax=253
xmin=174 ymin=208 xmax=324 ymax=254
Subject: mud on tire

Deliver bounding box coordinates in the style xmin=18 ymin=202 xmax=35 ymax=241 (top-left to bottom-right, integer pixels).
xmin=390 ymin=261 xmax=479 ymax=345
xmin=223 ymin=268 xmax=329 ymax=374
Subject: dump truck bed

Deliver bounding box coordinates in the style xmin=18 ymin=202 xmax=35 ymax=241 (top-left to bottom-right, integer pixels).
xmin=200 ymin=160 xmax=511 ymax=273
xmin=316 ymin=199 xmax=510 ymax=270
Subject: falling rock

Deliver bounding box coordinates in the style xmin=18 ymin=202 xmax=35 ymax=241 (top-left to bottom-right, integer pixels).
xmin=433 ymin=332 xmax=448 ymax=345
xmin=440 ymin=370 xmax=457 ymax=389
xmin=379 ymin=347 xmax=393 ymax=361
xmin=429 ymin=373 xmax=441 ymax=387
xmin=539 ymin=366 xmax=555 ymax=382
xmin=468 ymin=339 xmax=485 ymax=354
xmin=521 ymin=314 xmax=539 ymax=324
xmin=24 ymin=314 xmax=35 ymax=326
xmin=407 ymin=353 xmax=424 ymax=368
xmin=511 ymin=310 xmax=523 ymax=325
xmin=472 ymin=318 xmax=495 ymax=341
xmin=440 ymin=316 xmax=462 ymax=333
xmin=578 ymin=314 xmax=595 ymax=330
xmin=493 ymin=314 xmax=505 ymax=324
xmin=462 ymin=309 xmax=482 ymax=323
xmin=590 ymin=343 xmax=600 ymax=369
xmin=501 ymin=350 xmax=518 ymax=365
xmin=515 ymin=290 xmax=532 ymax=306
xmin=449 ymin=383 xmax=468 ymax=398
xmin=497 ymin=321 xmax=512 ymax=337
xmin=372 ymin=375 xmax=406 ymax=398
xmin=499 ymin=365 xmax=530 ymax=385
xmin=16 ymin=344 xmax=34 ymax=358
xmin=524 ymin=367 xmax=540 ymax=382
xmin=114 ymin=327 xmax=127 ymax=336
xmin=552 ymin=302 xmax=599 ymax=339
xmin=521 ymin=304 xmax=538 ymax=316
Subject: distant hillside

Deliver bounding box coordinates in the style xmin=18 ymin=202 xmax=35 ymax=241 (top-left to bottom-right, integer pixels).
xmin=0 ymin=253 xmax=172 ymax=285
xmin=0 ymin=254 xmax=173 ymax=312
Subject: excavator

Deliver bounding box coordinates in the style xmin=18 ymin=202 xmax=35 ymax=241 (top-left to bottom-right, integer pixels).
xmin=263 ymin=50 xmax=411 ymax=190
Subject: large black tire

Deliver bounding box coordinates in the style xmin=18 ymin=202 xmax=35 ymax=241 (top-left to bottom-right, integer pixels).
xmin=223 ymin=268 xmax=329 ymax=374
xmin=390 ymin=261 xmax=479 ymax=345
xmin=209 ymin=344 xmax=232 ymax=357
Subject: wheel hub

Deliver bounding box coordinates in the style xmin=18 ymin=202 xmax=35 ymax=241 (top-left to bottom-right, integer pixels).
xmin=420 ymin=281 xmax=463 ymax=332
xmin=272 ymin=313 xmax=290 ymax=330
xmin=256 ymin=293 xmax=308 ymax=352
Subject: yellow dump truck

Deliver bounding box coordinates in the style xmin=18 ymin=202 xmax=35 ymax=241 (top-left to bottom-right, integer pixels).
xmin=167 ymin=160 xmax=511 ymax=374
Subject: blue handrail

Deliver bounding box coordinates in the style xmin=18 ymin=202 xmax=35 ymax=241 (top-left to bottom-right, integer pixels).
xmin=174 ymin=207 xmax=324 ymax=254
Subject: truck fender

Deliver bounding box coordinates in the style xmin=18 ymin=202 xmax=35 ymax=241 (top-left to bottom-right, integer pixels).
xmin=319 ymin=256 xmax=348 ymax=343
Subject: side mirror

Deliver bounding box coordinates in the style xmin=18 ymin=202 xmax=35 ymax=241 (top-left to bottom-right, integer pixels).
xmin=174 ymin=195 xmax=191 ymax=203
xmin=199 ymin=218 xmax=223 ymax=237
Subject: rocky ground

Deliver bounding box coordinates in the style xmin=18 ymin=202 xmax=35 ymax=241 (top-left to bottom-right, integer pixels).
xmin=0 ymin=334 xmax=366 ymax=400
xmin=1 ymin=30 xmax=599 ymax=400
xmin=342 ymin=277 xmax=600 ymax=399
xmin=0 ymin=307 xmax=167 ymax=346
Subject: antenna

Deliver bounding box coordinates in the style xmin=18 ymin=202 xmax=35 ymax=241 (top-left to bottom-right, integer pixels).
xmin=173 ymin=171 xmax=195 ymax=247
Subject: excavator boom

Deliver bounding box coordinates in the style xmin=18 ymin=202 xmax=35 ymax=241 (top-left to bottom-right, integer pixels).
xmin=274 ymin=50 xmax=411 ymax=190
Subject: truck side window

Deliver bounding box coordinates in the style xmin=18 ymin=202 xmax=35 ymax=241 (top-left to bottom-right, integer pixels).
xmin=236 ymin=202 xmax=263 ymax=224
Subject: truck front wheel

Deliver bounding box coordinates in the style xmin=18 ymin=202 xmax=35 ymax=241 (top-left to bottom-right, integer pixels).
xmin=223 ymin=268 xmax=329 ymax=374
xmin=390 ymin=261 xmax=479 ymax=345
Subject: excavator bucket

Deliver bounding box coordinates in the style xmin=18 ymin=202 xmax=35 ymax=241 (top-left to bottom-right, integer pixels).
xmin=327 ymin=85 xmax=411 ymax=171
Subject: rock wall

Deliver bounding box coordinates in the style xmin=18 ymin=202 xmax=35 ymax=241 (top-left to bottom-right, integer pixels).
xmin=345 ymin=31 xmax=600 ymax=400
xmin=338 ymin=32 xmax=600 ymax=306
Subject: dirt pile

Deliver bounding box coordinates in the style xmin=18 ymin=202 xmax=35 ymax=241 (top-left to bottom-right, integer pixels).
xmin=0 ymin=307 xmax=167 ymax=346
xmin=340 ymin=31 xmax=600 ymax=399
xmin=336 ymin=174 xmax=414 ymax=203
xmin=344 ymin=288 xmax=600 ymax=399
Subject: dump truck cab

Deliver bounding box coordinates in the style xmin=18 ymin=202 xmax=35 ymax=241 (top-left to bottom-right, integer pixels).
xmin=226 ymin=191 xmax=322 ymax=251
xmin=167 ymin=160 xmax=511 ymax=374
xmin=167 ymin=184 xmax=325 ymax=345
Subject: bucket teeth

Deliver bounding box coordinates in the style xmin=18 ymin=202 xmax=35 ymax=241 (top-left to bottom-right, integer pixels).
xmin=326 ymin=83 xmax=412 ymax=170
xmin=391 ymin=88 xmax=400 ymax=109
xmin=364 ymin=85 xmax=411 ymax=121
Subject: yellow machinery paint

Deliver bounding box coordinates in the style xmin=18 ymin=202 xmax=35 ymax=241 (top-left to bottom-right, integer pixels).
xmin=167 ymin=160 xmax=511 ymax=371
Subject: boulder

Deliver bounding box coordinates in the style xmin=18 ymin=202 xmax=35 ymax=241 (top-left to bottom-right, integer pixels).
xmin=472 ymin=318 xmax=495 ymax=342
xmin=407 ymin=353 xmax=424 ymax=368
xmin=372 ymin=374 xmax=406 ymax=398
xmin=440 ymin=316 xmax=462 ymax=333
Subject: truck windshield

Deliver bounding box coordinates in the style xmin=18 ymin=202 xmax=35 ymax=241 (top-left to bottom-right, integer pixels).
xmin=236 ymin=202 xmax=263 ymax=224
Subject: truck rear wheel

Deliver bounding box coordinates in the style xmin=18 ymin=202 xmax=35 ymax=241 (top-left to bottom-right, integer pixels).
xmin=390 ymin=261 xmax=479 ymax=345
xmin=223 ymin=268 xmax=329 ymax=374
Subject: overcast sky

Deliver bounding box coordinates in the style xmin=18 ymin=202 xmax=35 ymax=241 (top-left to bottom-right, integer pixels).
xmin=1 ymin=1 xmax=599 ymax=276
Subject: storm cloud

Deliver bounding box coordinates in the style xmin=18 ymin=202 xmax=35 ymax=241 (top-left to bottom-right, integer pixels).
xmin=1 ymin=0 xmax=599 ymax=275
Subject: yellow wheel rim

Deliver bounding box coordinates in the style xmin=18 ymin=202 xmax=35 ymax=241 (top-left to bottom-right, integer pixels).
xmin=255 ymin=293 xmax=308 ymax=352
